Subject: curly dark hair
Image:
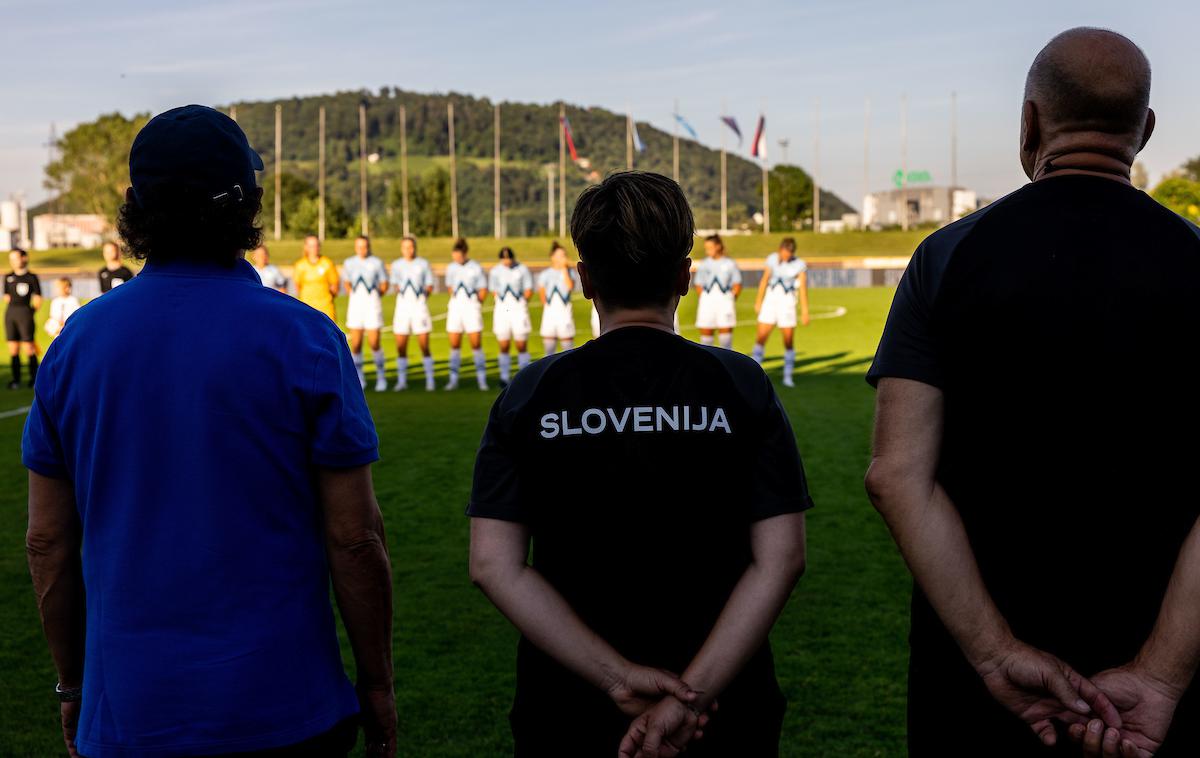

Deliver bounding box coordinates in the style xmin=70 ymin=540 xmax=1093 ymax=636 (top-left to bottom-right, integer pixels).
xmin=117 ymin=186 xmax=263 ymax=264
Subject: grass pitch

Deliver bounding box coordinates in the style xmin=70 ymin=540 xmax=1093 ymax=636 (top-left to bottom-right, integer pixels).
xmin=0 ymin=286 xmax=910 ymax=757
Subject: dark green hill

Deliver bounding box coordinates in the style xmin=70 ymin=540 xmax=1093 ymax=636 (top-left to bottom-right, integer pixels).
xmin=225 ymin=89 xmax=854 ymax=237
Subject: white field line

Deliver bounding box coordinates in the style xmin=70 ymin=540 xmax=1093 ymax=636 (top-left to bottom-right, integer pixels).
xmin=0 ymin=405 xmax=31 ymax=420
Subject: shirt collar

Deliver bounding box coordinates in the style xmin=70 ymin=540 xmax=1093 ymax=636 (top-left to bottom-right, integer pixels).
xmin=140 ymin=257 xmax=261 ymax=283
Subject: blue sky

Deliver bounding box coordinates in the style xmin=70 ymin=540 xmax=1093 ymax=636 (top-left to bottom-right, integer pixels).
xmin=2 ymin=0 xmax=1197 ymax=208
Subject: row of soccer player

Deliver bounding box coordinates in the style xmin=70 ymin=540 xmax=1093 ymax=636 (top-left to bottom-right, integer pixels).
xmin=250 ymin=233 xmax=813 ymax=392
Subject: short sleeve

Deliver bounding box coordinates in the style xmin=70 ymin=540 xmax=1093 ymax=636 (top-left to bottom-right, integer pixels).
xmin=31 ymin=276 xmax=42 ymax=296
xmin=746 ymin=383 xmax=814 ymax=521
xmin=308 ymin=331 xmax=379 ymax=467
xmin=521 ymin=268 xmax=533 ymax=290
xmin=325 ymin=260 xmax=339 ymax=288
xmin=22 ymin=360 xmax=68 ymax=479
xmin=466 ymin=392 xmax=527 ymax=522
xmin=866 ymin=243 xmax=944 ymax=389
xmin=732 ymin=265 xmax=743 ymax=285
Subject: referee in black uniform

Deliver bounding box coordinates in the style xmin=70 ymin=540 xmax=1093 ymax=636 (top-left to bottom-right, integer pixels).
xmin=468 ymin=171 xmax=812 ymax=758
xmin=5 ymin=248 xmax=41 ymax=389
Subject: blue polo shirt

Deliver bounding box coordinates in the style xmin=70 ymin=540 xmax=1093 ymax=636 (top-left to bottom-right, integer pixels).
xmin=23 ymin=257 xmax=377 ymax=757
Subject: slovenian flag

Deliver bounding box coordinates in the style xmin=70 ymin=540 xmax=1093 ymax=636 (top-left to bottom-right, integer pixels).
xmin=674 ymin=113 xmax=698 ymax=140
xmin=631 ymin=119 xmax=645 ymax=152
xmin=751 ymin=115 xmax=767 ymax=159
xmin=561 ymin=115 xmax=579 ymax=162
xmin=720 ymin=116 xmax=742 ymax=146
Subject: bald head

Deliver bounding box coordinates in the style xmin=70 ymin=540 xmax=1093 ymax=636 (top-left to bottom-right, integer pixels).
xmin=1025 ymin=28 xmax=1151 ymax=136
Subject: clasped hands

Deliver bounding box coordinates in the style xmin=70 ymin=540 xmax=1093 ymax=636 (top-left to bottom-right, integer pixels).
xmin=976 ymin=637 xmax=1182 ymax=758
xmin=604 ymin=663 xmax=715 ymax=758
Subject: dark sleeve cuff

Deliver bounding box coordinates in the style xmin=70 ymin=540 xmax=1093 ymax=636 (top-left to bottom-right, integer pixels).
xmin=749 ymin=494 xmax=815 ymax=523
xmin=311 ymin=447 xmax=380 ymax=468
xmin=465 ymin=500 xmax=529 ymax=523
xmin=865 ymin=362 xmax=944 ymax=389
xmin=23 ymin=455 xmax=69 ymax=480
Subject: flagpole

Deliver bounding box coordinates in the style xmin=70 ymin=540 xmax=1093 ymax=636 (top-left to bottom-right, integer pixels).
xmin=558 ymin=103 xmax=566 ymax=238
xmin=760 ymin=105 xmax=769 ymax=233
xmin=274 ymin=104 xmax=281 ymax=241
xmin=626 ymin=107 xmax=633 ymax=170
xmin=318 ymin=105 xmax=326 ymax=241
xmin=358 ymin=102 xmax=368 ymax=236
xmin=494 ymin=102 xmax=501 ymax=239
xmin=400 ymin=104 xmax=409 ymax=237
xmin=901 ymin=93 xmax=909 ymax=232
xmin=813 ymin=98 xmax=821 ymax=234
xmin=547 ymin=166 xmax=554 ymax=234
xmin=448 ymin=100 xmax=459 ymax=239
xmin=862 ymin=97 xmax=870 ymax=230
xmin=720 ymin=101 xmax=728 ymax=232
xmin=672 ymin=99 xmax=680 ymax=183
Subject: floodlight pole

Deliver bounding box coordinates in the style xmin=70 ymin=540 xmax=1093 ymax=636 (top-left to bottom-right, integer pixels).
xmin=448 ymin=100 xmax=459 ymax=239
xmin=274 ymin=104 xmax=281 ymax=241
xmin=399 ymin=104 xmax=409 ymax=237
xmin=672 ymin=99 xmax=680 ymax=183
xmin=813 ymin=98 xmax=821 ymax=234
xmin=318 ymin=106 xmax=326 ymax=241
xmin=558 ymin=103 xmax=566 ymax=238
xmin=359 ymin=102 xmax=368 ymax=236
xmin=720 ymin=101 xmax=728 ymax=232
xmin=494 ymin=102 xmax=501 ymax=239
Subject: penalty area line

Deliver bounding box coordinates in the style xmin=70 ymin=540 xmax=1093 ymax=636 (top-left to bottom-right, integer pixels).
xmin=0 ymin=405 xmax=31 ymax=420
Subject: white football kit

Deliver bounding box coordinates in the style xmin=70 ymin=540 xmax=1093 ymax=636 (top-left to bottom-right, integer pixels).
xmin=490 ymin=263 xmax=533 ymax=341
xmin=695 ymin=256 xmax=742 ymax=329
xmin=390 ymin=257 xmax=434 ymax=336
xmin=445 ymin=259 xmax=486 ymax=334
xmin=538 ymin=267 xmax=579 ymax=339
xmin=343 ymin=255 xmax=388 ymax=330
xmin=758 ymin=253 xmax=807 ymax=328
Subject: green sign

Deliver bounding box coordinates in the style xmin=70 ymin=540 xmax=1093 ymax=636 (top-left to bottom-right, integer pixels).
xmin=893 ymin=169 xmax=933 ymax=188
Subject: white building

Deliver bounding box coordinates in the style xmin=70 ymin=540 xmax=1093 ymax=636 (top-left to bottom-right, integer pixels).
xmin=32 ymin=214 xmax=109 ymax=249
xmin=862 ymin=186 xmax=977 ymax=228
xmin=0 ymin=198 xmax=30 ymax=251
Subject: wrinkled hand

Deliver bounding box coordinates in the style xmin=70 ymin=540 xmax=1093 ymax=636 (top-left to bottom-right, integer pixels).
xmin=357 ymin=683 xmax=398 ymax=758
xmin=60 ymin=700 xmax=81 ymax=758
xmin=618 ymin=696 xmax=710 ymax=758
xmin=606 ymin=664 xmax=699 ymax=717
xmin=1067 ymin=666 xmax=1180 ymax=758
xmin=976 ymin=639 xmax=1120 ymax=747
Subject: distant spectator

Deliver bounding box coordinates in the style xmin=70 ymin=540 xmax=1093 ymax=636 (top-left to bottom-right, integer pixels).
xmin=44 ymin=277 xmax=80 ymax=338
xmin=23 ymin=105 xmax=396 ymax=758
xmin=98 ymin=241 xmax=134 ymax=293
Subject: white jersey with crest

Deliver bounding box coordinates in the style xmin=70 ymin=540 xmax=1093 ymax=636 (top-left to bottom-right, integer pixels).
xmin=446 ymin=259 xmax=486 ymax=333
xmin=390 ymin=256 xmax=434 ymax=336
xmin=491 ymin=263 xmax=533 ymax=341
xmin=758 ymin=253 xmax=807 ymax=328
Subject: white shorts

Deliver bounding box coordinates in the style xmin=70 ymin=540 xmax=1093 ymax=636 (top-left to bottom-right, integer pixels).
xmin=541 ymin=301 xmax=576 ymax=340
xmin=493 ymin=300 xmax=532 ymax=341
xmin=392 ymin=296 xmax=432 ymax=336
xmin=346 ymin=293 xmax=384 ymax=330
xmin=696 ymin=292 xmax=737 ymax=330
xmin=757 ymin=290 xmax=797 ymax=328
xmin=446 ymin=296 xmax=484 ymax=334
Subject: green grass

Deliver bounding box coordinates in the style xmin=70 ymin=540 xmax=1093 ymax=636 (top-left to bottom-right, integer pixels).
xmin=0 ymin=287 xmax=910 ymax=757
xmin=29 ymin=230 xmax=927 ymax=270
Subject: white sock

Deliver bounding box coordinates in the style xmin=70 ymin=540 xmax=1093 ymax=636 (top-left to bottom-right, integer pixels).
xmin=718 ymin=332 xmax=733 ymax=349
xmin=561 ymin=339 xmax=574 ymax=351
xmin=396 ymin=356 xmax=408 ymax=386
xmin=449 ymin=348 xmax=461 ymax=380
xmin=752 ymin=344 xmax=765 ymax=364
xmin=352 ymin=352 xmax=365 ymax=385
xmin=473 ymin=349 xmax=487 ymax=386
xmin=517 ymin=350 xmax=530 ymax=369
xmin=784 ymin=349 xmax=795 ymax=383
xmin=543 ymin=338 xmax=557 ymax=356
xmin=423 ymin=355 xmax=435 ymax=386
xmin=498 ymin=352 xmax=511 ymax=383
xmin=700 ymin=334 xmax=715 ymax=346
xmin=373 ymin=350 xmax=386 ymax=379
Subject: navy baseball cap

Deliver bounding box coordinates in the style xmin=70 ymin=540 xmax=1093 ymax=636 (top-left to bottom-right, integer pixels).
xmin=129 ymin=104 xmax=263 ymax=210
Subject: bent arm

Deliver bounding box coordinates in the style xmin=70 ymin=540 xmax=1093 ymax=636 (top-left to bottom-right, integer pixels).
xmin=1134 ymin=518 xmax=1200 ymax=697
xmin=678 ymin=512 xmax=806 ymax=710
xmin=469 ymin=517 xmax=634 ymax=694
xmin=26 ymin=471 xmax=85 ymax=689
xmin=318 ymin=465 xmax=394 ymax=690
xmin=864 ymin=378 xmax=1014 ymax=669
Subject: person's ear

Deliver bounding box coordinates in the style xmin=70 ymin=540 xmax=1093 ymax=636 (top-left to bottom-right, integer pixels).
xmin=125 ymin=187 xmax=136 ymax=203
xmin=1020 ymin=101 xmax=1040 ymax=180
xmin=1138 ymin=108 xmax=1156 ymax=152
xmin=675 ymin=257 xmax=692 ymax=297
xmin=577 ymin=261 xmax=594 ymax=300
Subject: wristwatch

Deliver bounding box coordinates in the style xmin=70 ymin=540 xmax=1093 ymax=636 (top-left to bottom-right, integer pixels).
xmin=55 ymin=683 xmax=82 ymax=703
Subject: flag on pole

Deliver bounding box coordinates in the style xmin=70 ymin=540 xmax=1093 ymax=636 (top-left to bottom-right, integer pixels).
xmin=631 ymin=119 xmax=645 ymax=153
xmin=674 ymin=113 xmax=698 ymax=140
xmin=561 ymin=115 xmax=579 ymax=162
xmin=751 ymin=115 xmax=767 ymax=158
xmin=720 ymin=116 xmax=742 ymax=146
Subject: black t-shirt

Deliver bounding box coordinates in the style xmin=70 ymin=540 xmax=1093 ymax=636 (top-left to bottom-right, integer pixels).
xmin=469 ymin=326 xmax=812 ymax=735
xmin=4 ymin=271 xmax=40 ymax=310
xmin=98 ymin=265 xmax=135 ymax=293
xmin=869 ymin=175 xmax=1200 ymax=753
